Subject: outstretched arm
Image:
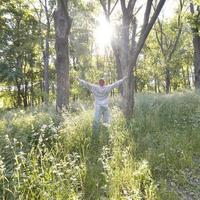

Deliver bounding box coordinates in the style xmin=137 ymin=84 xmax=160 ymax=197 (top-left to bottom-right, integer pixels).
xmin=77 ymin=78 xmax=94 ymax=91
xmin=108 ymin=76 xmax=128 ymax=90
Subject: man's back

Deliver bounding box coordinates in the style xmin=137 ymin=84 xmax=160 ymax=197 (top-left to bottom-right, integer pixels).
xmin=78 ymin=76 xmax=127 ymax=131
xmin=78 ymin=77 xmax=127 ymax=106
xmin=91 ymin=85 xmax=110 ymax=106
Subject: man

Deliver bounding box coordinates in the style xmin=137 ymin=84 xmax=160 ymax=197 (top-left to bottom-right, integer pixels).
xmin=78 ymin=76 xmax=127 ymax=134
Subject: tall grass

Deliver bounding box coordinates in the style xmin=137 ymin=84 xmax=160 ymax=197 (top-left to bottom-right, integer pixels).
xmin=132 ymin=92 xmax=200 ymax=199
xmin=0 ymin=92 xmax=200 ymax=199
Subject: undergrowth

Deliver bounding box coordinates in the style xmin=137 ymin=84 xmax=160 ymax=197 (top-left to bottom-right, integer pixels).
xmin=0 ymin=92 xmax=200 ymax=199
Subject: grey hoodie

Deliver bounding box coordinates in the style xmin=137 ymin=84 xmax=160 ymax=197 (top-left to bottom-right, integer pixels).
xmin=78 ymin=77 xmax=126 ymax=107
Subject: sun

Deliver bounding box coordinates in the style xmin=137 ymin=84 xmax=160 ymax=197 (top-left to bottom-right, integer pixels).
xmin=94 ymin=15 xmax=114 ymax=54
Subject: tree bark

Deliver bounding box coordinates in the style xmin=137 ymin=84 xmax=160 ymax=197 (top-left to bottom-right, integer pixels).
xmin=190 ymin=3 xmax=200 ymax=90
xmin=54 ymin=0 xmax=72 ymax=112
xmin=120 ymin=12 xmax=134 ymax=119
xmin=165 ymin=67 xmax=170 ymax=94
xmin=30 ymin=69 xmax=34 ymax=107
xmin=23 ymin=80 xmax=28 ymax=108
xmin=186 ymin=65 xmax=191 ymax=89
xmin=16 ymin=79 xmax=22 ymax=107
xmin=193 ymin=33 xmax=200 ymax=89
xmin=43 ymin=0 xmax=50 ymax=104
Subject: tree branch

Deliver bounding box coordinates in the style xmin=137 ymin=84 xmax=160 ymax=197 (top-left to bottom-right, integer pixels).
xmin=110 ymin=0 xmax=119 ymax=15
xmin=100 ymin=0 xmax=108 ymax=17
xmin=136 ymin=0 xmax=166 ymax=58
xmin=168 ymin=16 xmax=183 ymax=60
xmin=130 ymin=0 xmax=166 ymax=68
xmin=156 ymin=18 xmax=165 ymax=55
xmin=130 ymin=17 xmax=137 ymax=55
xmin=141 ymin=0 xmax=153 ymax=33
xmin=127 ymin=0 xmax=137 ymax=17
xmin=38 ymin=0 xmax=46 ymax=9
xmin=155 ymin=28 xmax=164 ymax=55
xmin=108 ymin=0 xmax=111 ymax=16
xmin=120 ymin=0 xmax=127 ymax=14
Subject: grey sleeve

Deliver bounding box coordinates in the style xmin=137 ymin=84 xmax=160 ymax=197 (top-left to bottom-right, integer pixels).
xmin=107 ymin=77 xmax=127 ymax=91
xmin=78 ymin=78 xmax=94 ymax=91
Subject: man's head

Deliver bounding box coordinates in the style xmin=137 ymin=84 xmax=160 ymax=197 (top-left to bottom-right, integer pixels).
xmin=99 ymin=78 xmax=105 ymax=87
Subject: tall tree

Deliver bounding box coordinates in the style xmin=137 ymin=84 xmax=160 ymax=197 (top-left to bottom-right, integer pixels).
xmin=190 ymin=1 xmax=200 ymax=90
xmin=155 ymin=0 xmax=184 ymax=93
xmin=54 ymin=0 xmax=72 ymax=112
xmin=32 ymin=0 xmax=55 ymax=104
xmin=40 ymin=0 xmax=55 ymax=104
xmin=100 ymin=0 xmax=166 ymax=119
xmin=0 ymin=0 xmax=39 ymax=108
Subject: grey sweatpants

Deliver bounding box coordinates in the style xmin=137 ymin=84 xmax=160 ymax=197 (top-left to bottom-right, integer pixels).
xmin=93 ymin=104 xmax=110 ymax=134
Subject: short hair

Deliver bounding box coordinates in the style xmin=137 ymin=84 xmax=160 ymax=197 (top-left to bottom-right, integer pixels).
xmin=99 ymin=78 xmax=105 ymax=85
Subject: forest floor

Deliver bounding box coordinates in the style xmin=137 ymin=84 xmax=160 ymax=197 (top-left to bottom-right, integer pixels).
xmin=0 ymin=92 xmax=200 ymax=199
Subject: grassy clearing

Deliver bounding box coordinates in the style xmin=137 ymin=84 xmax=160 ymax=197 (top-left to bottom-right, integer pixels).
xmin=0 ymin=92 xmax=200 ymax=199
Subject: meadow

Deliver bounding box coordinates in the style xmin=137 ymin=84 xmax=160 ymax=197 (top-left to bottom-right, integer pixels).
xmin=0 ymin=92 xmax=200 ymax=200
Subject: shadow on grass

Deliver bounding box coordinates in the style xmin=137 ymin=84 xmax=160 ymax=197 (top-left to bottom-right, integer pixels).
xmin=83 ymin=125 xmax=109 ymax=200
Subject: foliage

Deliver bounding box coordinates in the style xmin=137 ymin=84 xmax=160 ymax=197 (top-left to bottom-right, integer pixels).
xmin=136 ymin=18 xmax=193 ymax=92
xmin=0 ymin=0 xmax=41 ymax=108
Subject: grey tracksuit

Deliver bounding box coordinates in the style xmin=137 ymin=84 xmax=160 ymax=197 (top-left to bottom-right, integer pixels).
xmin=78 ymin=77 xmax=126 ymax=128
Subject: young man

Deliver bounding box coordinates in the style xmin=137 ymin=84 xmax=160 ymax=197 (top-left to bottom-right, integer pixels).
xmin=78 ymin=76 xmax=127 ymax=134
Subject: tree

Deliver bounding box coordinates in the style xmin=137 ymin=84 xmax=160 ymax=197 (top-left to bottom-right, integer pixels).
xmin=155 ymin=0 xmax=184 ymax=93
xmin=54 ymin=0 xmax=72 ymax=112
xmin=40 ymin=0 xmax=55 ymax=104
xmin=190 ymin=1 xmax=200 ymax=90
xmin=100 ymin=0 xmax=166 ymax=119
xmin=137 ymin=23 xmax=193 ymax=93
xmin=0 ymin=0 xmax=39 ymax=108
xmin=32 ymin=0 xmax=56 ymax=104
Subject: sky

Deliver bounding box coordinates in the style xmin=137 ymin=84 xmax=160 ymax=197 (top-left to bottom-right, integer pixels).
xmin=94 ymin=0 xmax=179 ymax=54
xmin=160 ymin=0 xmax=178 ymax=19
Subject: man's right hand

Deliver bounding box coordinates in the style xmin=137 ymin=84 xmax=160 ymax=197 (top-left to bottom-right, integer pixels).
xmin=123 ymin=76 xmax=128 ymax=81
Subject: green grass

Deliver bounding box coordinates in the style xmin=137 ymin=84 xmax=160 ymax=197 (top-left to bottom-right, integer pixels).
xmin=0 ymin=92 xmax=200 ymax=199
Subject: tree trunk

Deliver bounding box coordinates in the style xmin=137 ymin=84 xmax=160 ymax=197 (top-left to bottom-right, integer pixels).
xmin=30 ymin=68 xmax=34 ymax=107
xmin=41 ymin=0 xmax=50 ymax=104
xmin=120 ymin=15 xmax=134 ymax=119
xmin=40 ymin=79 xmax=44 ymax=103
xmin=134 ymin=68 xmax=138 ymax=93
xmin=123 ymin=64 xmax=134 ymax=120
xmin=154 ymin=76 xmax=157 ymax=93
xmin=192 ymin=33 xmax=200 ymax=89
xmin=165 ymin=67 xmax=170 ymax=94
xmin=186 ymin=65 xmax=191 ymax=89
xmin=16 ymin=79 xmax=22 ymax=107
xmin=23 ymin=80 xmax=28 ymax=108
xmin=181 ymin=65 xmax=186 ymax=88
xmin=54 ymin=0 xmax=72 ymax=112
xmin=190 ymin=3 xmax=200 ymax=90
xmin=158 ymin=80 xmax=161 ymax=93
xmin=43 ymin=17 xmax=50 ymax=104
